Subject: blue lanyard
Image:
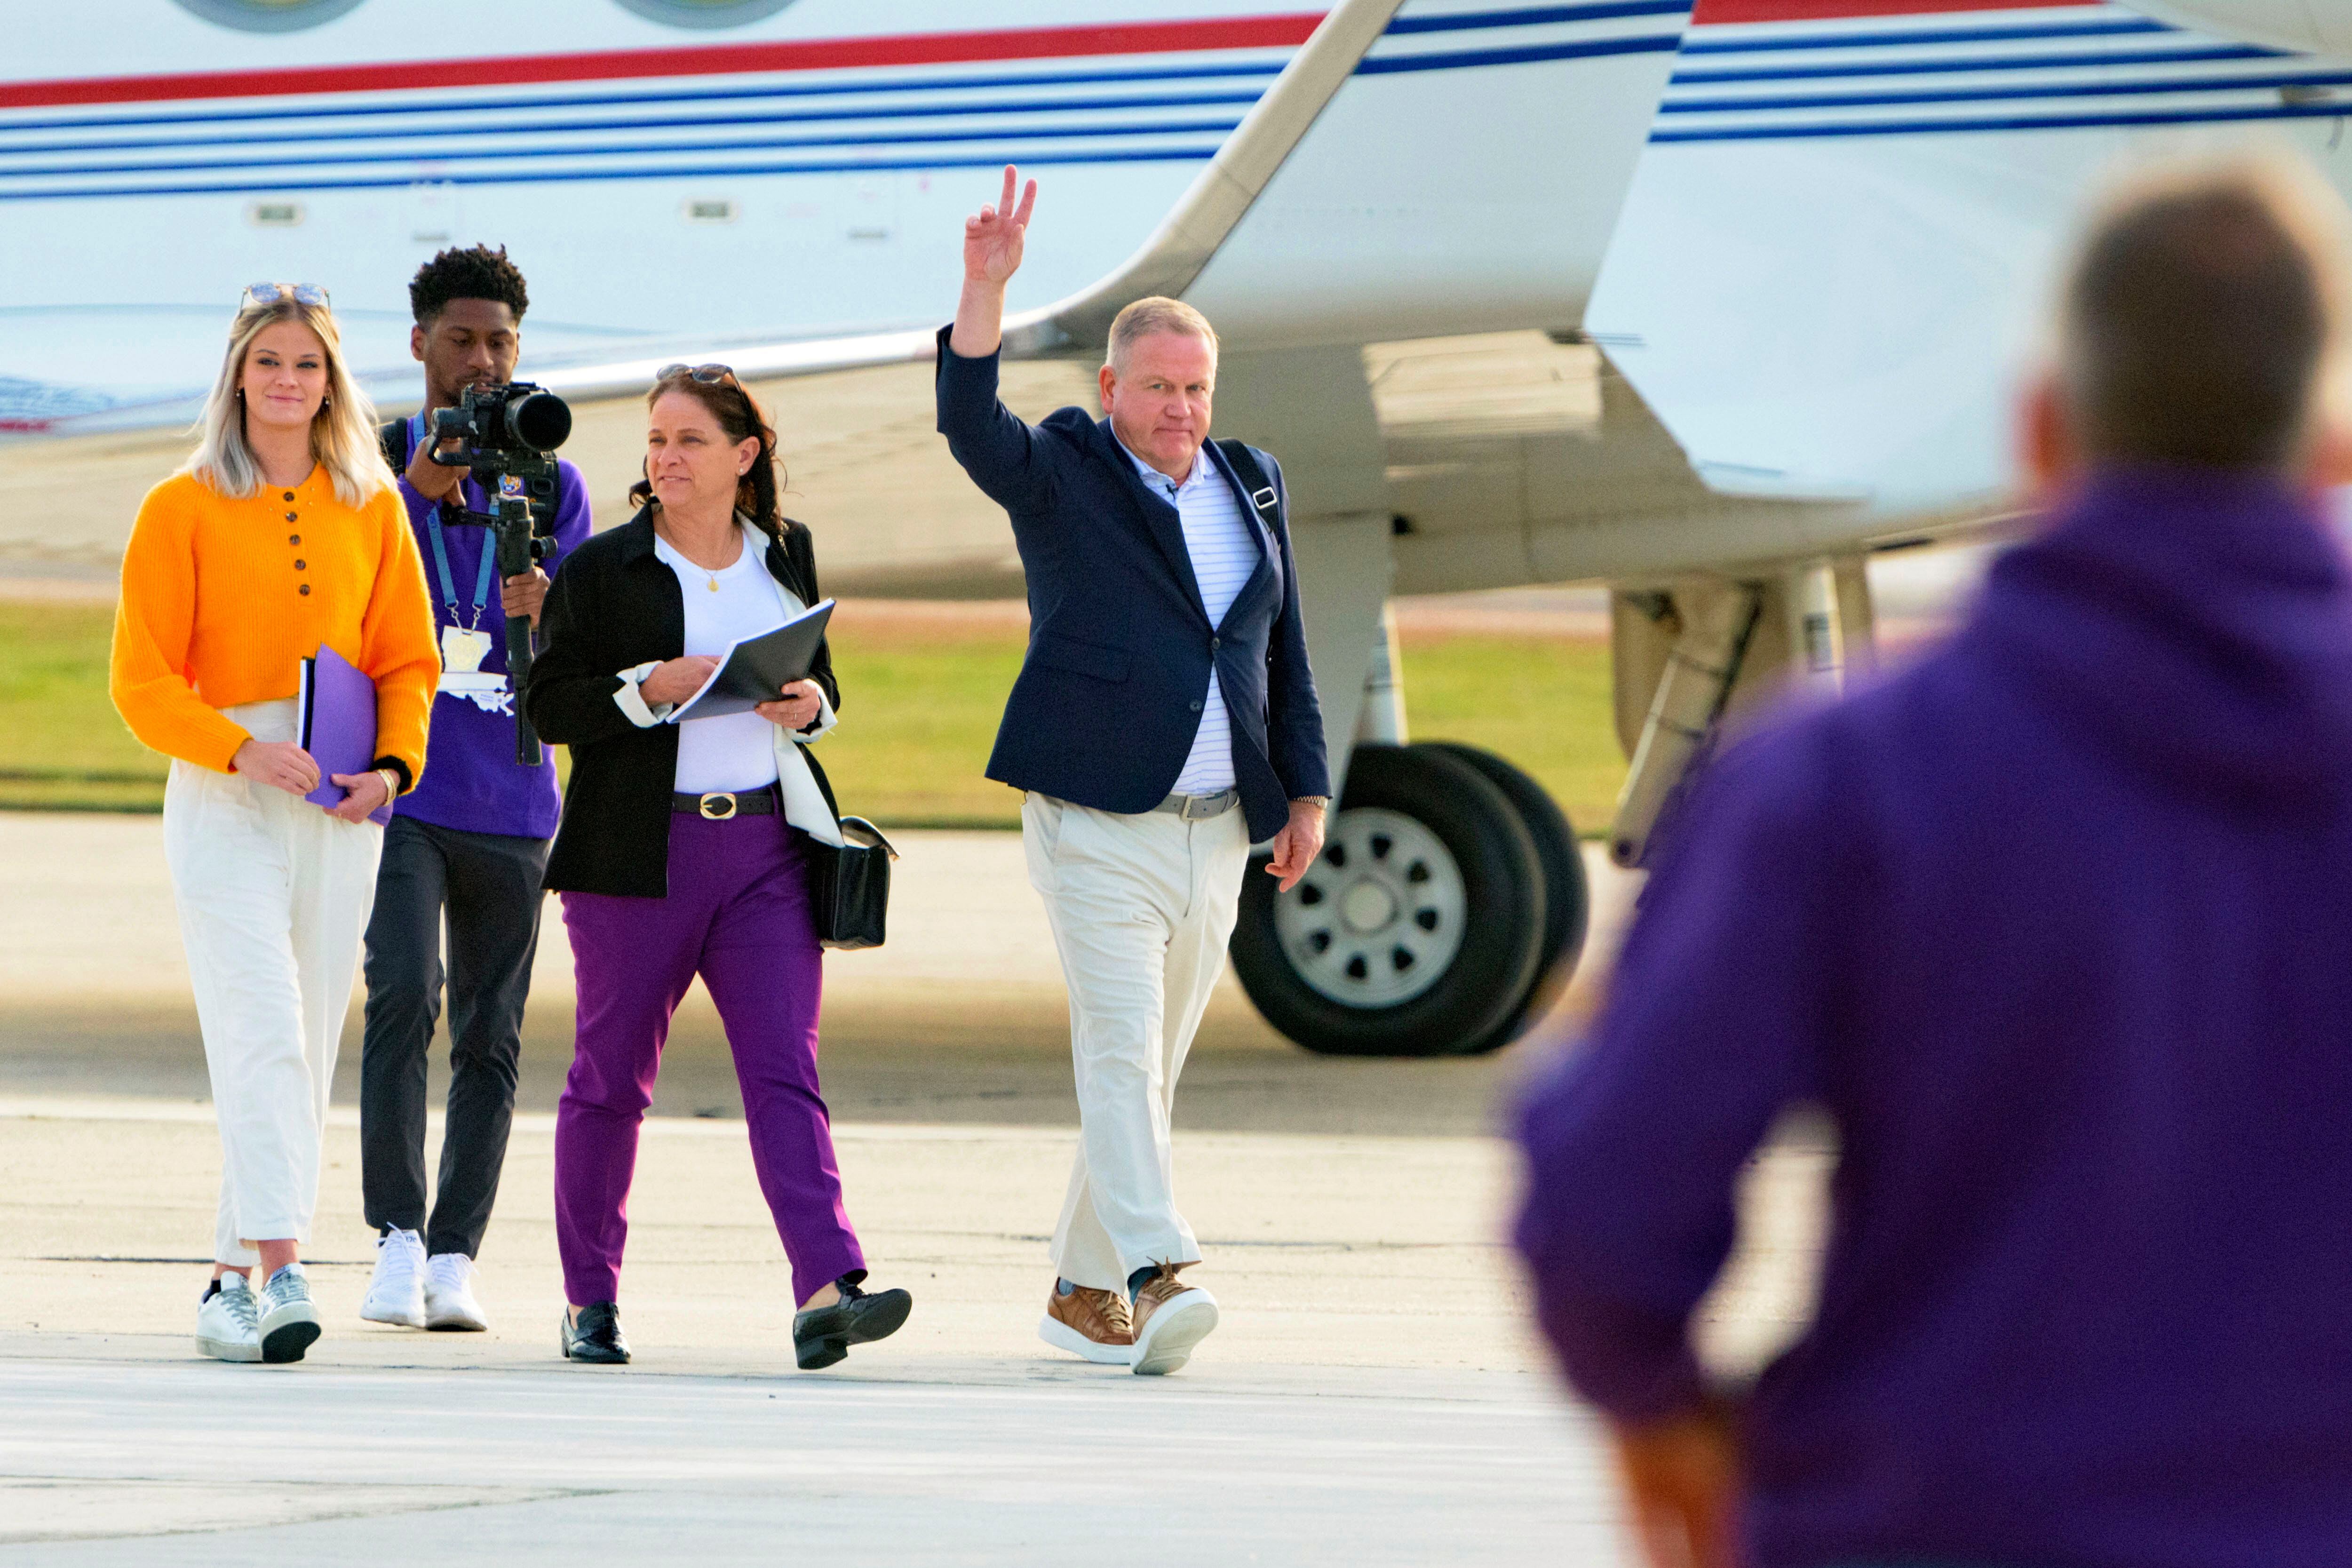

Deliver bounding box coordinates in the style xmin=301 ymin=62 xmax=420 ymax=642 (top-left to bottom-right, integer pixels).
xmin=426 ymin=512 xmax=498 ymax=631
xmin=415 ymin=414 xmax=496 ymax=629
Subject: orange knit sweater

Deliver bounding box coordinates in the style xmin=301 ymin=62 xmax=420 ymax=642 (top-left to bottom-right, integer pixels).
xmin=111 ymin=465 xmax=439 ymax=783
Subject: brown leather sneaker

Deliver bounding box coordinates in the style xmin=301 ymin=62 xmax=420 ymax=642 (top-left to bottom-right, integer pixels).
xmin=1038 ymin=1282 xmax=1135 ymax=1365
xmin=1129 ymin=1262 xmax=1219 ymax=1377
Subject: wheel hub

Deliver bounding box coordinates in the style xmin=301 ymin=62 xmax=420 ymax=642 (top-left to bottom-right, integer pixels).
xmin=1338 ymin=878 xmax=1398 ymax=934
xmin=1270 ymin=806 xmax=1466 ymax=1008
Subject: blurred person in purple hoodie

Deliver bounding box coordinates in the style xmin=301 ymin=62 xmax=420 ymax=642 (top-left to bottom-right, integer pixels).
xmin=1512 ymin=153 xmax=2352 ymax=1568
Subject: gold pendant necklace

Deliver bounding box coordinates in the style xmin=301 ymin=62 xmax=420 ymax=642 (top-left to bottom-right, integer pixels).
xmin=658 ymin=514 xmax=730 ymax=591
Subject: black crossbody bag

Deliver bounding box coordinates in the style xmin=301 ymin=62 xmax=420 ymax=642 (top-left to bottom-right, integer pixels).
xmin=809 ymin=815 xmax=897 ymax=950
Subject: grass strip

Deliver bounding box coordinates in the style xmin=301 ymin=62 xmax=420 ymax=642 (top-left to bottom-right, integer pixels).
xmin=0 ymin=599 xmax=1626 ymax=831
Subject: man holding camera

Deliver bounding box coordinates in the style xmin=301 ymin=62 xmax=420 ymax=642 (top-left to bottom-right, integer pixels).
xmin=359 ymin=245 xmax=590 ymax=1331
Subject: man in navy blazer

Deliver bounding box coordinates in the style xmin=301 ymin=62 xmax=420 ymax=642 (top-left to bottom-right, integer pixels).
xmin=938 ymin=167 xmax=1330 ymax=1377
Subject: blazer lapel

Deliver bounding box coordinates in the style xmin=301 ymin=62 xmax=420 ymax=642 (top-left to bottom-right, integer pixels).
xmin=1094 ymin=419 xmax=1208 ymax=623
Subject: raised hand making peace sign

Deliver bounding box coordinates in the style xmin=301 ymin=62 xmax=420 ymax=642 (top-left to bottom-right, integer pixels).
xmin=951 ymin=166 xmax=1040 ymax=358
xmin=965 ymin=165 xmax=1038 ymax=285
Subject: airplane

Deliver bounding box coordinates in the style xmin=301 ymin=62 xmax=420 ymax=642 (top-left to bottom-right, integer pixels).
xmin=4 ymin=0 xmax=2344 ymax=1058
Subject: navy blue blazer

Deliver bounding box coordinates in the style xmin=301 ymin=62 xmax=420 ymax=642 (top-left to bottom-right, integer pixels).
xmin=934 ymin=328 xmax=1330 ymax=841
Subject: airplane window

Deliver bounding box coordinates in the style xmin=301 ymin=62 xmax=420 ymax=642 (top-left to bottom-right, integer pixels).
xmin=613 ymin=0 xmax=798 ymax=29
xmin=172 ymin=0 xmax=366 ymax=31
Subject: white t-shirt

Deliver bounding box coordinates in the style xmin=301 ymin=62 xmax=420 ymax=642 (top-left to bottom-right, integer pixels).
xmin=657 ymin=527 xmax=787 ymax=794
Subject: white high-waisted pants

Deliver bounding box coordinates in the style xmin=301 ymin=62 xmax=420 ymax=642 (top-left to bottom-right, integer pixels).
xmin=162 ymin=700 xmax=383 ymax=1266
xmin=1023 ymin=792 xmax=1250 ymax=1292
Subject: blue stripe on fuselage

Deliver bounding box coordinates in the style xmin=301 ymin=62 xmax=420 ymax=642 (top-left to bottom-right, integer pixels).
xmin=0 ymin=10 xmax=1688 ymax=196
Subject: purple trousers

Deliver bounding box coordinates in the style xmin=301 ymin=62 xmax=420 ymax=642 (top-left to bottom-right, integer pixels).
xmin=555 ymin=811 xmax=863 ymax=1307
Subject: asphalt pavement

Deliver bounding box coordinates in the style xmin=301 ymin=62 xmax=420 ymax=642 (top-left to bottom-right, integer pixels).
xmin=0 ymin=814 xmax=1826 ymax=1565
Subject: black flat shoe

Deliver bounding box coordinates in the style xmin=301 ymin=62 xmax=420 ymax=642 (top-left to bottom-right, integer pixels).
xmin=561 ymin=1301 xmax=630 ymax=1364
xmin=793 ymin=1278 xmax=912 ymax=1370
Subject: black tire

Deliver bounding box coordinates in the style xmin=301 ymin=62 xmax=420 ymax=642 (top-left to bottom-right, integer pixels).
xmin=1230 ymin=743 xmax=1547 ymax=1057
xmin=1422 ymin=743 xmax=1589 ymax=1054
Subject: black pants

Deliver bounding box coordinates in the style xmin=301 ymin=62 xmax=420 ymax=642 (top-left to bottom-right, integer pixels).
xmin=361 ymin=814 xmax=549 ymax=1259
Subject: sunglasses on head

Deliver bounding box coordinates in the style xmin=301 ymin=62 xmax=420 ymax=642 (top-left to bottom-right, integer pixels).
xmin=658 ymin=362 xmax=738 ymax=385
xmin=245 ymin=281 xmax=329 ymax=309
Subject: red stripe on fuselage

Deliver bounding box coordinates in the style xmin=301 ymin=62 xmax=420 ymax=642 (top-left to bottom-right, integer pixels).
xmin=0 ymin=14 xmax=1327 ymax=111
xmin=1694 ymin=0 xmax=2086 ymax=22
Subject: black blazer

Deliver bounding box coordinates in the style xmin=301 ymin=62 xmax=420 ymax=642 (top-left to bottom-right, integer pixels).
xmin=526 ymin=508 xmax=840 ymax=898
xmin=933 ymin=328 xmax=1329 ymax=842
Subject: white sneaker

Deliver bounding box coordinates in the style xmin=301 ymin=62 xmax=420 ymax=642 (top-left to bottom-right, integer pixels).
xmin=361 ymin=1228 xmax=427 ymax=1328
xmin=194 ymin=1275 xmax=261 ymax=1363
xmin=423 ymin=1252 xmax=488 ymax=1332
xmin=257 ymin=1263 xmax=322 ymax=1364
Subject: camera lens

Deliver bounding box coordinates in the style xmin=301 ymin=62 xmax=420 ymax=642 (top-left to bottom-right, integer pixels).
xmin=505 ymin=390 xmax=572 ymax=453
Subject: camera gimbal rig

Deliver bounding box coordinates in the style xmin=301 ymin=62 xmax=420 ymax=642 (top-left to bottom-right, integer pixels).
xmin=427 ymin=381 xmax=572 ymax=766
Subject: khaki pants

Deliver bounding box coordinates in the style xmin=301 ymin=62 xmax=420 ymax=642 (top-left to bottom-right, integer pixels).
xmin=1023 ymin=792 xmax=1250 ymax=1292
xmin=164 ymin=700 xmax=382 ymax=1266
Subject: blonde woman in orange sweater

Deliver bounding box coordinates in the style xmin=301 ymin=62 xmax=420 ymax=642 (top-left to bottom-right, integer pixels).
xmin=111 ymin=284 xmax=438 ymax=1365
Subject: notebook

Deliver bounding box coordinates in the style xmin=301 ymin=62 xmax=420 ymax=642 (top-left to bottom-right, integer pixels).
xmin=667 ymin=598 xmax=836 ymax=723
xmin=298 ymin=643 xmax=394 ymax=826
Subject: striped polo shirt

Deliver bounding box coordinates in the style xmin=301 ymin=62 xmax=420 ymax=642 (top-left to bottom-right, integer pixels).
xmin=1118 ymin=437 xmax=1263 ymax=796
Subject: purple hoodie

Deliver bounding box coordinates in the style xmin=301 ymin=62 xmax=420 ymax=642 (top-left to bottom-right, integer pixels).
xmin=1515 ymin=467 xmax=2352 ymax=1568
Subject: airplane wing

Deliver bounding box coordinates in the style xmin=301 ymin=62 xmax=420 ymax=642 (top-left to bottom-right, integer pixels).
xmin=1002 ymin=0 xmax=1404 ymax=355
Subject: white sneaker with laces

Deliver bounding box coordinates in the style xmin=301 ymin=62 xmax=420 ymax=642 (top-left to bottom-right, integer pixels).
xmin=195 ymin=1274 xmax=261 ymax=1363
xmin=424 ymin=1252 xmax=488 ymax=1331
xmin=258 ymin=1263 xmax=322 ymax=1364
xmin=361 ymin=1227 xmax=427 ymax=1328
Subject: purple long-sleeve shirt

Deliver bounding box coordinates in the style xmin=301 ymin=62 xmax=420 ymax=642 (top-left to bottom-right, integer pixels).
xmin=1515 ymin=467 xmax=2352 ymax=1568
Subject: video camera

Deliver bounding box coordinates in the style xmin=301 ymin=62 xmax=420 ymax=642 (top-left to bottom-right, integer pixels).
xmin=428 ymin=381 xmax=573 ymax=765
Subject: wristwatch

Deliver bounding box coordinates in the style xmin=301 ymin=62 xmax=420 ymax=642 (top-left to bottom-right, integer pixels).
xmin=1295 ymin=796 xmax=1330 ymax=810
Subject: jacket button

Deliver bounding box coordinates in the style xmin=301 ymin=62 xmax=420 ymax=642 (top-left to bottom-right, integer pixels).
xmin=285 ymin=511 xmax=298 ymax=522
xmin=1210 ymin=636 xmax=1221 ymax=651
xmin=288 ymin=534 xmax=300 ymax=544
xmin=294 ymin=560 xmax=305 ymax=570
xmin=282 ymin=492 xmax=295 ymax=502
xmin=298 ymin=584 xmax=311 ymax=596
xmin=1189 ymin=699 xmax=1203 ymax=713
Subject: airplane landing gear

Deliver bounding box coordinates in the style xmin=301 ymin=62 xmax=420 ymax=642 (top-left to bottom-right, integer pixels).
xmin=1230 ymin=742 xmax=1587 ymax=1057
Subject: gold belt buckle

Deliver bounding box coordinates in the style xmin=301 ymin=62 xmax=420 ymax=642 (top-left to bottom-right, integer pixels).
xmin=698 ymin=792 xmax=738 ymax=820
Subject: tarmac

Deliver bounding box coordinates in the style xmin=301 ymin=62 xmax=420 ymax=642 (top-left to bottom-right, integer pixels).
xmin=0 ymin=812 xmax=1830 ymax=1564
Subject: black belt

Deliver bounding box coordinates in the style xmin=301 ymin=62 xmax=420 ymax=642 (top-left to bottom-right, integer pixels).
xmin=672 ymin=788 xmax=779 ymax=820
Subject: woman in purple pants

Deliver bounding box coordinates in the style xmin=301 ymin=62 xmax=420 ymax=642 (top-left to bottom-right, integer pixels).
xmin=524 ymin=365 xmax=910 ymax=1370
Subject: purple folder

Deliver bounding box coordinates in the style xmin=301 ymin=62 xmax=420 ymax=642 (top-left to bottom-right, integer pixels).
xmin=298 ymin=644 xmax=393 ymax=826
